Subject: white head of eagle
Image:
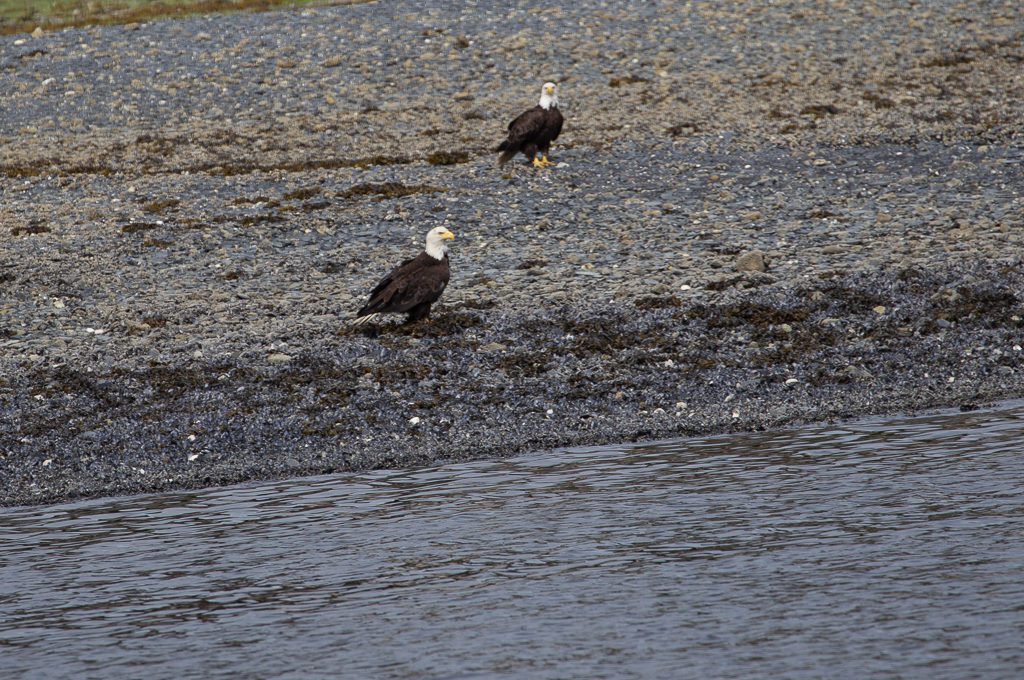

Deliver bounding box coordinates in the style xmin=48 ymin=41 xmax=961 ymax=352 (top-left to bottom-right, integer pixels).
xmin=424 ymin=225 xmax=456 ymax=260
xmin=539 ymin=82 xmax=559 ymax=110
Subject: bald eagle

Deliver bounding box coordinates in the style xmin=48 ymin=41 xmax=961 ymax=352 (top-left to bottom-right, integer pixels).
xmin=497 ymin=82 xmax=564 ymax=168
xmin=351 ymin=226 xmax=455 ymax=325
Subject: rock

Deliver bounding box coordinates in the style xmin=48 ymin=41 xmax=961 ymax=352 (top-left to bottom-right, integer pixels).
xmin=268 ymin=353 xmax=292 ymax=364
xmin=479 ymin=342 xmax=507 ymax=352
xmin=841 ymin=365 xmax=874 ymax=382
xmin=735 ymin=251 xmax=767 ymax=273
xmin=705 ymin=273 xmax=745 ymax=290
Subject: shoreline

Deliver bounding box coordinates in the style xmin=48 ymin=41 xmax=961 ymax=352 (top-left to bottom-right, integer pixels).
xmin=3 ymin=258 xmax=1023 ymax=507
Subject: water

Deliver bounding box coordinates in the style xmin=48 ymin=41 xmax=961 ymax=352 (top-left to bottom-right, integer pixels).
xmin=3 ymin=402 xmax=1024 ymax=679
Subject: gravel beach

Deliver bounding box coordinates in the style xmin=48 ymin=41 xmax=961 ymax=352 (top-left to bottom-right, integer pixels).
xmin=2 ymin=0 xmax=1023 ymax=506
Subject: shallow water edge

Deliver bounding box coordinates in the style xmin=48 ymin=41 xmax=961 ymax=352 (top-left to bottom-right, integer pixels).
xmin=3 ymin=399 xmax=1024 ymax=679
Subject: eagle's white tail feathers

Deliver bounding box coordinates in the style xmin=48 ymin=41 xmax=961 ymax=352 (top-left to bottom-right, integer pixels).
xmin=349 ymin=313 xmax=379 ymax=326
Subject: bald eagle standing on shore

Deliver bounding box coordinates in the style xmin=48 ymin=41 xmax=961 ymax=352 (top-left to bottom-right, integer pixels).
xmin=497 ymin=82 xmax=564 ymax=168
xmin=351 ymin=226 xmax=455 ymax=325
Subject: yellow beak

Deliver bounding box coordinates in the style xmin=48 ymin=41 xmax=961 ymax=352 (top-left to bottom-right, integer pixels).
xmin=441 ymin=230 xmax=455 ymax=241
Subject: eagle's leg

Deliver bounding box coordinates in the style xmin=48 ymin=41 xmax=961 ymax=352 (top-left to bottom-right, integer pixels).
xmin=536 ymin=145 xmax=555 ymax=167
xmin=405 ymin=302 xmax=432 ymax=324
xmin=531 ymin=155 xmax=545 ymax=168
xmin=523 ymin=144 xmax=542 ymax=168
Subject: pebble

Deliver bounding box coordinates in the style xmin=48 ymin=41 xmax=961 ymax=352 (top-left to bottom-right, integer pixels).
xmin=841 ymin=365 xmax=873 ymax=382
xmin=735 ymin=251 xmax=767 ymax=273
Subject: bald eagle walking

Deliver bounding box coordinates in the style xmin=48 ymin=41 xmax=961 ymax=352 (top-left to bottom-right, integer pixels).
xmin=352 ymin=226 xmax=455 ymax=325
xmin=497 ymin=82 xmax=564 ymax=168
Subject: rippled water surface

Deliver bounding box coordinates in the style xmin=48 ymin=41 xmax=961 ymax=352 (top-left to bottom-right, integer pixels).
xmin=4 ymin=402 xmax=1024 ymax=679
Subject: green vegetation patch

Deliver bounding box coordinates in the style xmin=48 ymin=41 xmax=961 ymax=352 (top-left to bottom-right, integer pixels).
xmin=0 ymin=0 xmax=369 ymax=35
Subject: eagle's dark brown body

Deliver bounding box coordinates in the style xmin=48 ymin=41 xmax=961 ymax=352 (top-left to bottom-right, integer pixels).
xmin=355 ymin=252 xmax=450 ymax=323
xmin=497 ymin=104 xmax=564 ymax=167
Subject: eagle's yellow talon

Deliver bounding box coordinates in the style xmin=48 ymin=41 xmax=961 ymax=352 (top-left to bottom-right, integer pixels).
xmin=532 ymin=157 xmax=545 ymax=168
xmin=540 ymin=154 xmax=554 ymax=167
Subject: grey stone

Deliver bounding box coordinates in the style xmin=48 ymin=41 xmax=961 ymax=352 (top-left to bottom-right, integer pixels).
xmin=735 ymin=251 xmax=767 ymax=273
